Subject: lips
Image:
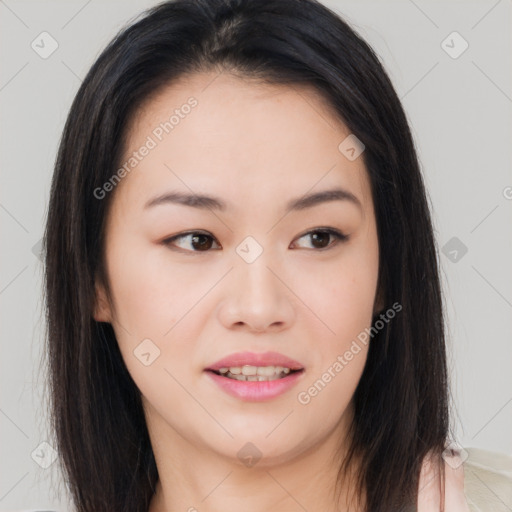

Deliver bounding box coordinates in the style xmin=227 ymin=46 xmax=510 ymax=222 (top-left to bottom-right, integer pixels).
xmin=205 ymin=351 xmax=304 ymax=372
xmin=204 ymin=351 xmax=305 ymax=401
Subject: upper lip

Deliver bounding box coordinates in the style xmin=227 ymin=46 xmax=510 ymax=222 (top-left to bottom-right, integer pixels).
xmin=205 ymin=351 xmax=304 ymax=371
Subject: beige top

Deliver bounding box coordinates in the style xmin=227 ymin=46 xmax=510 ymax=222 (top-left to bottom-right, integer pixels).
xmin=418 ymin=446 xmax=512 ymax=512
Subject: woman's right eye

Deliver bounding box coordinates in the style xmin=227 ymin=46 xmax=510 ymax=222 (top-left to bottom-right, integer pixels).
xmin=162 ymin=231 xmax=221 ymax=252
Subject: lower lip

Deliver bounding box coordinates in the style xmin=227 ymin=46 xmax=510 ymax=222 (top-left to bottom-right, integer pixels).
xmin=205 ymin=370 xmax=305 ymax=401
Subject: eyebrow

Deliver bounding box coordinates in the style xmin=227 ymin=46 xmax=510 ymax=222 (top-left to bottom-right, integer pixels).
xmin=144 ymin=188 xmax=362 ymax=213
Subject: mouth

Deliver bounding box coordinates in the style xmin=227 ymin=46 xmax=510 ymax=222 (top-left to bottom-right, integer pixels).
xmin=204 ymin=351 xmax=305 ymax=400
xmin=206 ymin=365 xmax=304 ymax=382
xmin=204 ymin=353 xmax=305 ymax=401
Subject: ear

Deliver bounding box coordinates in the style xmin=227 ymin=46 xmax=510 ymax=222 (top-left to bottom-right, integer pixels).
xmin=93 ymin=280 xmax=112 ymax=323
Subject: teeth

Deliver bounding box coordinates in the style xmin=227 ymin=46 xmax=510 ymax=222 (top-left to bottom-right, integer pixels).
xmin=215 ymin=365 xmax=297 ymax=381
xmin=242 ymin=365 xmax=257 ymax=376
xmin=257 ymin=366 xmax=276 ymax=377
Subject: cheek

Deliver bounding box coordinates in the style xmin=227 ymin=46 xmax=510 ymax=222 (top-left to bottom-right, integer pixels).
xmin=104 ymin=236 xmax=229 ymax=391
xmin=105 ymin=236 xmax=214 ymax=337
xmin=296 ymin=343 xmax=368 ymax=428
xmin=291 ymin=250 xmax=378 ymax=346
xmin=293 ymin=258 xmax=374 ymax=417
xmin=297 ymin=239 xmax=378 ymax=415
xmin=104 ymin=240 xmax=204 ymax=399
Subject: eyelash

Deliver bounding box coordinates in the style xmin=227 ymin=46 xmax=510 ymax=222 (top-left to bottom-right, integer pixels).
xmin=161 ymin=228 xmax=349 ymax=253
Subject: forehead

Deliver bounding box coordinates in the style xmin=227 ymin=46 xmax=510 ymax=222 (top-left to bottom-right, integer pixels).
xmin=116 ymin=71 xmax=372 ymax=214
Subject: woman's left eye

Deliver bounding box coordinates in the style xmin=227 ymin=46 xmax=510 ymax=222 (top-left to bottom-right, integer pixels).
xmin=291 ymin=228 xmax=349 ymax=250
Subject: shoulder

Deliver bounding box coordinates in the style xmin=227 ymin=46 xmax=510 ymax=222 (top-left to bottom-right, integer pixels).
xmin=418 ymin=446 xmax=512 ymax=512
xmin=418 ymin=447 xmax=471 ymax=512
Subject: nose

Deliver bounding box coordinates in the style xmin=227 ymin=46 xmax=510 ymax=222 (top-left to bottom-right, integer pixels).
xmin=217 ymin=249 xmax=296 ymax=334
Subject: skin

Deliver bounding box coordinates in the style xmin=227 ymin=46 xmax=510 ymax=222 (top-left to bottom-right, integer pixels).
xmin=418 ymin=451 xmax=471 ymax=512
xmin=93 ymin=71 xmax=384 ymax=512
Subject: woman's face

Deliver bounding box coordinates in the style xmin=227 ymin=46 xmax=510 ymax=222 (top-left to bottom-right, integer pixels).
xmin=94 ymin=71 xmax=381 ymax=469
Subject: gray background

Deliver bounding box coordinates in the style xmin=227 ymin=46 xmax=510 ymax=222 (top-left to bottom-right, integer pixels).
xmin=1 ymin=0 xmax=511 ymax=510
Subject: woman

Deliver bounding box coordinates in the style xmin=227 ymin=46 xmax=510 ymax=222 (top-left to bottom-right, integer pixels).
xmin=43 ymin=0 xmax=483 ymax=510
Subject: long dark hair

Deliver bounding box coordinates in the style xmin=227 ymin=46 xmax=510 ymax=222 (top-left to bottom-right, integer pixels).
xmin=43 ymin=0 xmax=451 ymax=510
